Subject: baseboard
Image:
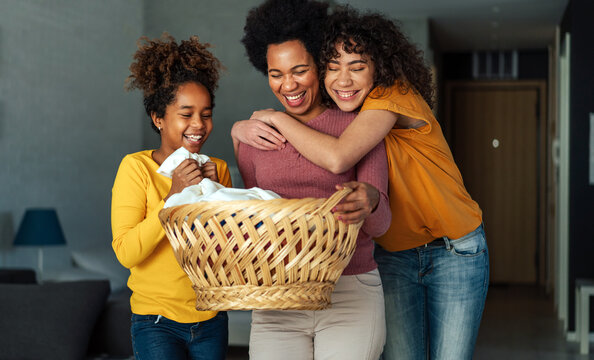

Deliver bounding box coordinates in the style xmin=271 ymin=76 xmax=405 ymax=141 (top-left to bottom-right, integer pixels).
xmin=566 ymin=331 xmax=594 ymax=342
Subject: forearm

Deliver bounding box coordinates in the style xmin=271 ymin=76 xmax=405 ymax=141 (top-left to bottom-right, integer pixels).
xmin=271 ymin=113 xmax=349 ymax=173
xmin=270 ymin=109 xmax=395 ymax=174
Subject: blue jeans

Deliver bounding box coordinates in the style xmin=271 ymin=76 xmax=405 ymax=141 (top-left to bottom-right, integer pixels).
xmin=375 ymin=224 xmax=489 ymax=360
xmin=131 ymin=312 xmax=228 ymax=360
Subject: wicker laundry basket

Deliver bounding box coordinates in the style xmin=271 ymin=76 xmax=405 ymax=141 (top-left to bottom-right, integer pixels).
xmin=158 ymin=188 xmax=362 ymax=311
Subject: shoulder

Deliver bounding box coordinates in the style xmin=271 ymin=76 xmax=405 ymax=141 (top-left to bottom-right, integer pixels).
xmin=120 ymin=150 xmax=154 ymax=169
xmin=113 ymin=151 xmax=157 ymax=190
xmin=116 ymin=150 xmax=157 ymax=179
xmin=362 ymin=82 xmax=435 ymax=129
xmin=363 ymin=82 xmax=418 ymax=109
xmin=122 ymin=149 xmax=153 ymax=162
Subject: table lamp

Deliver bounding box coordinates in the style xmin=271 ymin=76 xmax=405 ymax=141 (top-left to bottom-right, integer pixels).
xmin=13 ymin=208 xmax=66 ymax=281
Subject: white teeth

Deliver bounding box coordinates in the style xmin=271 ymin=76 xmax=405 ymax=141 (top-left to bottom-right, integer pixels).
xmin=285 ymin=92 xmax=305 ymax=101
xmin=336 ymin=90 xmax=357 ymax=99
xmin=185 ymin=134 xmax=202 ymax=141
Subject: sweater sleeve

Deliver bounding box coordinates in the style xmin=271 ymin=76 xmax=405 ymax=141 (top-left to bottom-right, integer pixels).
xmin=111 ymin=156 xmax=166 ymax=269
xmin=355 ymin=139 xmax=391 ymax=237
xmin=236 ymin=143 xmax=258 ymax=189
xmin=213 ymin=157 xmax=233 ymax=188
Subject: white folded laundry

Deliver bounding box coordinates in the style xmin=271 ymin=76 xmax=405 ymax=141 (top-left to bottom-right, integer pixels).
xmin=164 ymin=179 xmax=280 ymax=208
xmin=157 ymin=147 xmax=211 ymax=178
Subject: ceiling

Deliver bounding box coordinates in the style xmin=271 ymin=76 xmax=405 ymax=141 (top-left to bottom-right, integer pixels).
xmin=336 ymin=0 xmax=569 ymax=51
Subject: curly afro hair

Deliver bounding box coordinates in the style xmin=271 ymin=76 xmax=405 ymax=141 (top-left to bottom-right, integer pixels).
xmin=241 ymin=0 xmax=329 ymax=75
xmin=320 ymin=6 xmax=435 ymax=109
xmin=125 ymin=33 xmax=223 ymax=133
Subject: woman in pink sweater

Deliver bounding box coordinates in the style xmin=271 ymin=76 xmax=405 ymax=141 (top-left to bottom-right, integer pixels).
xmin=235 ymin=1 xmax=390 ymax=359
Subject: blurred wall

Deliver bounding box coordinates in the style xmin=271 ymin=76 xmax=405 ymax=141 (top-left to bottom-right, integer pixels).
xmin=0 ymin=0 xmax=144 ymax=268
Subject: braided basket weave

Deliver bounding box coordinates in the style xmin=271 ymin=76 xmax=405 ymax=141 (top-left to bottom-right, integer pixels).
xmin=158 ymin=188 xmax=362 ymax=311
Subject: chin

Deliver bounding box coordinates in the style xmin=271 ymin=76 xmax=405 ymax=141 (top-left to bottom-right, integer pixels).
xmin=333 ymin=102 xmax=356 ymax=113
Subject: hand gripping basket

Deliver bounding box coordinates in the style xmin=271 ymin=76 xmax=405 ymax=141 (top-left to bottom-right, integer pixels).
xmin=158 ymin=188 xmax=362 ymax=311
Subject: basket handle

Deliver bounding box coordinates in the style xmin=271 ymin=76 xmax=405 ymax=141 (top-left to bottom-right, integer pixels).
xmin=311 ymin=187 xmax=354 ymax=216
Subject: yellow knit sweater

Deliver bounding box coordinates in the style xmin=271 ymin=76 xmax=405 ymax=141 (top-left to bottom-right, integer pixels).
xmin=111 ymin=150 xmax=231 ymax=323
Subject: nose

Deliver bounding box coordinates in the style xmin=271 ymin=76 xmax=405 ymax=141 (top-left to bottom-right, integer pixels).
xmin=282 ymin=74 xmax=298 ymax=92
xmin=190 ymin=115 xmax=205 ymax=129
xmin=337 ymin=69 xmax=352 ymax=87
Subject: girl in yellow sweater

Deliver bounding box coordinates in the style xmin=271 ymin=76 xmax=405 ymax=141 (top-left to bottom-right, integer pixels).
xmin=232 ymin=5 xmax=488 ymax=360
xmin=112 ymin=34 xmax=231 ymax=360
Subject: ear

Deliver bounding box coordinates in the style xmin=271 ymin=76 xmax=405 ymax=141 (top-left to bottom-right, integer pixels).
xmin=151 ymin=112 xmax=162 ymax=130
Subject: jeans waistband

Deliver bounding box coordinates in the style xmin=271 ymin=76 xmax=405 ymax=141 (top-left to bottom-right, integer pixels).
xmin=424 ymin=237 xmax=448 ymax=248
xmin=422 ymin=223 xmax=484 ymax=250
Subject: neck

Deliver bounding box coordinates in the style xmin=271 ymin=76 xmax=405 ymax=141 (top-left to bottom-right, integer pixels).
xmin=152 ymin=147 xmax=172 ymax=166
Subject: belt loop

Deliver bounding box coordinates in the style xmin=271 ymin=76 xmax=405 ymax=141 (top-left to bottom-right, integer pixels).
xmin=443 ymin=237 xmax=451 ymax=250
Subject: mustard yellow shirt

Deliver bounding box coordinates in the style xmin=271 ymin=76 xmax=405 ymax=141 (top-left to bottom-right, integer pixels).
xmin=111 ymin=150 xmax=232 ymax=323
xmin=361 ymin=84 xmax=482 ymax=251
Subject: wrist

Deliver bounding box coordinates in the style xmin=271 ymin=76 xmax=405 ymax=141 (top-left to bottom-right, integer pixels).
xmin=230 ymin=121 xmax=241 ymax=140
xmin=269 ymin=112 xmax=283 ymax=127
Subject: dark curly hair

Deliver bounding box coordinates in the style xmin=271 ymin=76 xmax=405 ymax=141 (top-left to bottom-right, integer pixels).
xmin=125 ymin=33 xmax=223 ymax=133
xmin=320 ymin=6 xmax=435 ymax=109
xmin=241 ymin=0 xmax=329 ymax=75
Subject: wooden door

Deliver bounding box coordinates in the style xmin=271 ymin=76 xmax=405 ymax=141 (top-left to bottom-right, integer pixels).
xmin=446 ymin=81 xmax=546 ymax=284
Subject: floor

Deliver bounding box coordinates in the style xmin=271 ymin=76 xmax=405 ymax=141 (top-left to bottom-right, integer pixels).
xmin=226 ymin=285 xmax=593 ymax=359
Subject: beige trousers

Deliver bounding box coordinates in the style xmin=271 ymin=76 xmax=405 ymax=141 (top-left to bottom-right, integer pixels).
xmin=249 ymin=269 xmax=386 ymax=360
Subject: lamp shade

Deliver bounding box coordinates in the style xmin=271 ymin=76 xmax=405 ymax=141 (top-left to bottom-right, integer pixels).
xmin=14 ymin=208 xmax=66 ymax=246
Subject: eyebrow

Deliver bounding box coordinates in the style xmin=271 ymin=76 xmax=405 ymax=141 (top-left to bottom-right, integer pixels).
xmin=268 ymin=64 xmax=309 ymax=73
xmin=328 ymin=59 xmax=368 ymax=65
xmin=178 ymin=105 xmax=212 ymax=111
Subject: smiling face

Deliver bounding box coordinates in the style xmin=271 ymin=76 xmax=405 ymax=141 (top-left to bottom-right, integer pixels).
xmin=266 ymin=39 xmax=325 ymax=123
xmin=324 ymin=43 xmax=375 ymax=113
xmin=152 ymin=82 xmax=213 ymax=157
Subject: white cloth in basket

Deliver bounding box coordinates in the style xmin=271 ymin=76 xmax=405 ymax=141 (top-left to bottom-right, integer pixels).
xmin=159 ymin=147 xmax=280 ymax=208
xmin=164 ymin=179 xmax=280 ymax=208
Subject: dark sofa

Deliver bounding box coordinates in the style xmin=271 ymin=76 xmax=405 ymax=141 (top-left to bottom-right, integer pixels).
xmin=0 ymin=269 xmax=133 ymax=360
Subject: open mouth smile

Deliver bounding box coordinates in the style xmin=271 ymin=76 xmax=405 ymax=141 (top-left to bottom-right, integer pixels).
xmin=334 ymin=89 xmax=360 ymax=100
xmin=184 ymin=134 xmax=203 ymax=144
xmin=284 ymin=91 xmax=306 ymax=106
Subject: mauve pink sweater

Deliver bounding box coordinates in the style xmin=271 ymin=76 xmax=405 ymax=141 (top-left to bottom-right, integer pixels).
xmin=237 ymin=108 xmax=391 ymax=275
